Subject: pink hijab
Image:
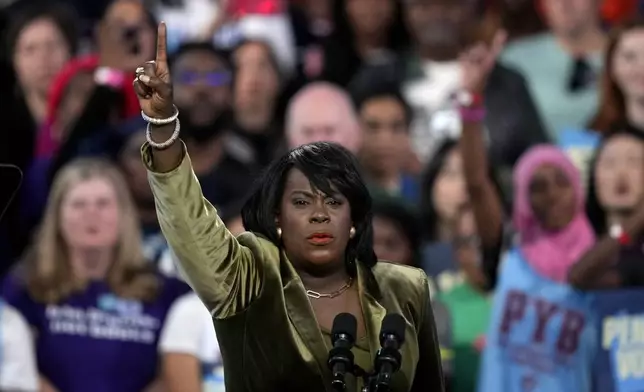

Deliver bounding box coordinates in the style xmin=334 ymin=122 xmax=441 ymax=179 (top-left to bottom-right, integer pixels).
xmin=513 ymin=145 xmax=595 ymax=282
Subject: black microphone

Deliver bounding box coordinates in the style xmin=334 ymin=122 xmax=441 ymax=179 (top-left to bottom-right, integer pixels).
xmin=374 ymin=314 xmax=406 ymax=392
xmin=328 ymin=313 xmax=357 ymax=391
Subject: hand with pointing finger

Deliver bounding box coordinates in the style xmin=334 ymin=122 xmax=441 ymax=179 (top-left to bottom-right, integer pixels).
xmin=459 ymin=31 xmax=507 ymax=94
xmin=133 ymin=22 xmax=174 ymax=119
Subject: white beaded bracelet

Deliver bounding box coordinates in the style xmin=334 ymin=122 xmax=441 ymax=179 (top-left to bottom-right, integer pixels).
xmin=141 ymin=105 xmax=179 ymax=125
xmin=146 ymin=118 xmax=180 ymax=150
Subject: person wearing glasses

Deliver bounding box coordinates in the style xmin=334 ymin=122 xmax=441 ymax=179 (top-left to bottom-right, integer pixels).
xmin=170 ymin=41 xmax=257 ymax=214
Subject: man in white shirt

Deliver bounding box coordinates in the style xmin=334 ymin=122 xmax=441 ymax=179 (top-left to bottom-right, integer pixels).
xmin=0 ymin=302 xmax=38 ymax=392
xmin=159 ymin=293 xmax=224 ymax=392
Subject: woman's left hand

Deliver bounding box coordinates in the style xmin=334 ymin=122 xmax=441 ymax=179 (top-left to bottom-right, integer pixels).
xmin=460 ymin=30 xmax=507 ymax=93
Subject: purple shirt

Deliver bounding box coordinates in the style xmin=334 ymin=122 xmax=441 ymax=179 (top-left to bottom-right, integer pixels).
xmin=2 ymin=275 xmax=190 ymax=392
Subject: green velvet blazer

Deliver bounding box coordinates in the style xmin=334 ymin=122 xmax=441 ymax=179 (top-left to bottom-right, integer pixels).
xmin=143 ymin=143 xmax=445 ymax=391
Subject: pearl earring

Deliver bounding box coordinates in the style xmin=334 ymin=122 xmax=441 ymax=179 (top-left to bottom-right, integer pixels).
xmin=349 ymin=227 xmax=356 ymax=238
xmin=276 ymin=227 xmax=282 ymax=239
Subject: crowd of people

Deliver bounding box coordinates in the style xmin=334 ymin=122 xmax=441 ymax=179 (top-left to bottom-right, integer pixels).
xmin=0 ymin=0 xmax=644 ymax=391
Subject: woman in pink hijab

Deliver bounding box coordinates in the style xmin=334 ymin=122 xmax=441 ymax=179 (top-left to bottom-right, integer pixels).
xmin=462 ymin=109 xmax=599 ymax=392
xmin=512 ymin=145 xmax=596 ymax=281
xmin=461 ymin=137 xmax=599 ymax=392
xmin=459 ymin=137 xmax=596 ymax=288
xmin=474 ymin=146 xmax=599 ymax=392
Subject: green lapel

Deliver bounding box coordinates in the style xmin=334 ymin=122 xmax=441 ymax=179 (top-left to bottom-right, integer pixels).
xmin=356 ymin=262 xmax=386 ymax=366
xmin=281 ymin=251 xmax=332 ymax=390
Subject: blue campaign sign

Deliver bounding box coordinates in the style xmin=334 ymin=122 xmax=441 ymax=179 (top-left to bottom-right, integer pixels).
xmin=594 ymin=290 xmax=644 ymax=392
xmin=558 ymin=127 xmax=600 ymax=195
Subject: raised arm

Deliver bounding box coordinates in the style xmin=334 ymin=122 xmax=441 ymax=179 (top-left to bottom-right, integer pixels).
xmin=458 ymin=32 xmax=506 ymax=251
xmin=455 ymin=33 xmax=507 ymax=290
xmin=133 ymin=23 xmax=261 ymax=317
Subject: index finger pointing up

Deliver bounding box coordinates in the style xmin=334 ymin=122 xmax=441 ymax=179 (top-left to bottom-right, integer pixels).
xmin=156 ymin=22 xmax=168 ymax=66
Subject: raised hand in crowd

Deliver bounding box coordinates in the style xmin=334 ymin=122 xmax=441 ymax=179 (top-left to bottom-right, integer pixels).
xmin=98 ymin=0 xmax=155 ymax=71
xmin=459 ymin=30 xmax=507 ymax=93
xmin=457 ymin=30 xmax=507 ymax=256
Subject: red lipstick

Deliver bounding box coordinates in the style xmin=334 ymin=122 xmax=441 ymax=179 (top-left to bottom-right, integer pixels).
xmin=307 ymin=232 xmax=334 ymax=245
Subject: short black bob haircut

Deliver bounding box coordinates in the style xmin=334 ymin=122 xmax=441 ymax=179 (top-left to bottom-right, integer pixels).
xmin=241 ymin=142 xmax=377 ymax=273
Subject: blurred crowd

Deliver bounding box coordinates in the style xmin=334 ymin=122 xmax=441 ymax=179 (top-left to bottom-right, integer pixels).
xmin=0 ymin=0 xmax=643 ymax=391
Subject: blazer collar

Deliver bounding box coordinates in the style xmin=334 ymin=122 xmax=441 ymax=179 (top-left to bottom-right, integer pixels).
xmin=281 ymin=252 xmax=386 ymax=385
xmin=282 ymin=251 xmax=331 ymax=389
xmin=356 ymin=261 xmax=387 ymax=363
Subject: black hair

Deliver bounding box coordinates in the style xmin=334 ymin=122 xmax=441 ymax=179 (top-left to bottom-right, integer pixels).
xmin=230 ymin=38 xmax=289 ymax=132
xmin=5 ymin=0 xmax=79 ymax=60
xmin=420 ymin=138 xmax=505 ymax=241
xmin=241 ymin=142 xmax=377 ymax=273
xmin=330 ymin=0 xmax=409 ymax=53
xmin=231 ymin=38 xmax=282 ymax=84
xmin=320 ymin=0 xmax=410 ymax=86
xmin=156 ymin=0 xmax=184 ymax=6
xmin=169 ymin=41 xmax=232 ymax=70
xmin=113 ymin=116 xmax=147 ymax=158
xmin=420 ymin=140 xmax=457 ymax=241
xmin=372 ymin=193 xmax=422 ymax=267
xmin=143 ymin=7 xmax=159 ymax=32
xmin=586 ymin=125 xmax=644 ymax=235
xmin=102 ymin=0 xmax=158 ymax=30
xmin=348 ymin=68 xmax=413 ymax=127
xmin=220 ymin=200 xmax=245 ymax=225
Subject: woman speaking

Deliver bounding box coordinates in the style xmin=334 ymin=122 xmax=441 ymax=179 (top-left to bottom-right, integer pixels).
xmin=133 ymin=22 xmax=444 ymax=391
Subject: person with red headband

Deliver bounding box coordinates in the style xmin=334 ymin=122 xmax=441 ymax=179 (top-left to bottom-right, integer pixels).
xmin=18 ymin=0 xmax=159 ymax=262
xmin=39 ymin=0 xmax=157 ymax=165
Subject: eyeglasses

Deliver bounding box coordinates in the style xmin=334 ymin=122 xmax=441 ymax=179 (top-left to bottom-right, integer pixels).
xmin=176 ymin=71 xmax=232 ymax=87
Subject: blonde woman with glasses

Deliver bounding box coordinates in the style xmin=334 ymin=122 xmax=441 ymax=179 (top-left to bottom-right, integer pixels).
xmin=2 ymin=158 xmax=189 ymax=392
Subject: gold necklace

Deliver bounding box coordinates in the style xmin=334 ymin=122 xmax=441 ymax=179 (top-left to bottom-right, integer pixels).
xmin=306 ymin=277 xmax=353 ymax=299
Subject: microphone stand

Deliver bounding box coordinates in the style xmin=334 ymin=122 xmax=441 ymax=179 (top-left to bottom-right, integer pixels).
xmin=355 ymin=367 xmax=392 ymax=392
xmin=351 ymin=365 xmax=375 ymax=392
xmin=341 ymin=312 xmax=404 ymax=392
